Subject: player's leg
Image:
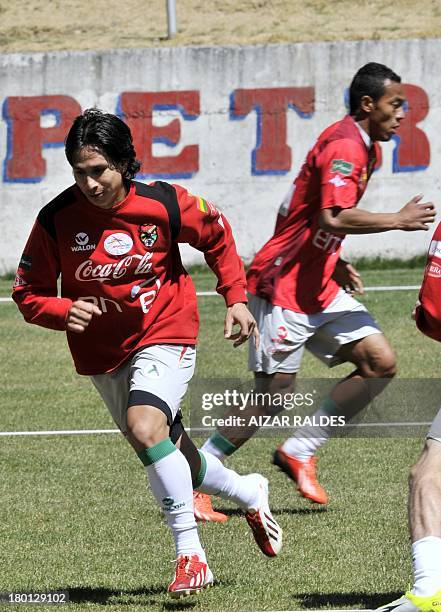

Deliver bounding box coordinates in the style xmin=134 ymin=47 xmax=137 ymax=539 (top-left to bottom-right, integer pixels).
xmin=281 ymin=331 xmax=396 ymax=459
xmin=92 ymin=345 xmax=212 ymax=598
xmin=201 ymin=294 xmax=305 ymax=461
xmin=176 ymin=429 xmax=282 ymax=557
xmin=275 ymin=292 xmax=395 ymax=503
xmin=377 ymin=413 xmax=441 ymax=611
xmin=202 ymin=372 xmax=296 ymax=459
xmin=170 ymin=416 xmax=229 ymax=523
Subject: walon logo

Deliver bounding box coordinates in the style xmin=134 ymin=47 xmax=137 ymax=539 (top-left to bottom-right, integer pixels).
xmin=72 ymin=232 xmax=96 ymax=252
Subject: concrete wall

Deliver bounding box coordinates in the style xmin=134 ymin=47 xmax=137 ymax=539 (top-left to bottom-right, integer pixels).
xmin=1 ymin=39 xmax=440 ymax=273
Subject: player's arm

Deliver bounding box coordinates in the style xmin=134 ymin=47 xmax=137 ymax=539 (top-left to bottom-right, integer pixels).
xmin=319 ymin=195 xmax=436 ymax=234
xmin=317 ymin=139 xmax=435 ymax=234
xmin=173 ymin=185 xmax=259 ymax=347
xmin=12 ymin=219 xmax=74 ymax=331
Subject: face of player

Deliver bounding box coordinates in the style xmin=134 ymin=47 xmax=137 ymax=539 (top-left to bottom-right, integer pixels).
xmin=368 ymin=80 xmax=406 ymax=142
xmin=71 ymin=147 xmax=127 ymax=209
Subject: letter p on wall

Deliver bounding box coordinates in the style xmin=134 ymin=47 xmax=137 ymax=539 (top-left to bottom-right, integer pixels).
xmin=3 ymin=95 xmax=82 ymax=182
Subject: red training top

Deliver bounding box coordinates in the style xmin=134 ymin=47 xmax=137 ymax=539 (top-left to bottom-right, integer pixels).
xmin=12 ymin=181 xmax=247 ymax=375
xmin=247 ymin=115 xmax=378 ymax=314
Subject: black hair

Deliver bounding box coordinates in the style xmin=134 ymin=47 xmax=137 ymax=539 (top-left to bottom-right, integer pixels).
xmin=65 ymin=108 xmax=141 ymax=179
xmin=349 ymin=62 xmax=401 ymax=115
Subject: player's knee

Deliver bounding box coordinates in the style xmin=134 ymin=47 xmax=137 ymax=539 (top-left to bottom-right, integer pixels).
xmin=361 ymin=350 xmax=397 ymax=379
xmin=375 ymin=355 xmax=397 ymax=379
xmin=127 ymin=418 xmax=168 ymax=448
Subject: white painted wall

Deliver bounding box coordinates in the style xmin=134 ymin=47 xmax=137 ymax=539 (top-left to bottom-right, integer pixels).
xmin=1 ymin=39 xmax=440 ymax=274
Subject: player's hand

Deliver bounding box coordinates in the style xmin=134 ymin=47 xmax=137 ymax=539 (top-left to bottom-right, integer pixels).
xmin=397 ymin=195 xmax=436 ymax=231
xmin=224 ymin=303 xmax=259 ymax=348
xmin=332 ymin=258 xmax=364 ymax=295
xmin=66 ymin=299 xmax=102 ymax=333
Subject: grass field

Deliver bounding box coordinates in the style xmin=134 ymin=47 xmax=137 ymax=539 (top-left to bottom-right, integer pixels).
xmin=0 ymin=266 xmax=438 ymax=611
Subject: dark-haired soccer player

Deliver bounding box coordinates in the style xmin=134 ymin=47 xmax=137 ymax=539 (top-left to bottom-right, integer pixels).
xmin=12 ymin=109 xmax=282 ymax=598
xmin=202 ymin=62 xmax=436 ymax=506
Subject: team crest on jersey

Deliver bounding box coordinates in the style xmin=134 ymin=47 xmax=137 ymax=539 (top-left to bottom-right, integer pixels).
xmin=139 ymin=224 xmax=158 ymax=248
xmin=331 ymin=159 xmax=353 ymax=176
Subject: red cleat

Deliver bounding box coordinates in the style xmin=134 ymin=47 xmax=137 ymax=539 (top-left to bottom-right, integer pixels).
xmin=245 ymin=475 xmax=283 ymax=557
xmin=272 ymin=447 xmax=328 ymax=504
xmin=193 ymin=491 xmax=229 ymax=523
xmin=168 ymin=554 xmax=214 ymax=598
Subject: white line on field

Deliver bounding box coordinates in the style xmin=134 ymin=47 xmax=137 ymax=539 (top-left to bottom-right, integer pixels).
xmin=0 ymin=422 xmax=432 ymax=437
xmin=0 ymin=429 xmax=120 ymax=436
xmin=0 ymin=285 xmax=422 ymax=304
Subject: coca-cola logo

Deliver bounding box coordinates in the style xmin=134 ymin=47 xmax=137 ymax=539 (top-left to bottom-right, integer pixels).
xmin=75 ymin=252 xmax=154 ymax=283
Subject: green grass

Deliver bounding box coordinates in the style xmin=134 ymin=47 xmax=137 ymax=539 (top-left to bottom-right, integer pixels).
xmin=0 ymin=267 xmax=438 ymax=611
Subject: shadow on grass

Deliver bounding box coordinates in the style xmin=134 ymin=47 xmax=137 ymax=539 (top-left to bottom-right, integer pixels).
xmin=69 ymin=586 xmax=164 ymax=605
xmin=68 ymin=582 xmax=231 ymax=608
xmin=69 ymin=586 xmax=199 ymax=608
xmin=295 ymin=590 xmax=402 ymax=609
xmin=217 ymin=506 xmax=328 ymax=517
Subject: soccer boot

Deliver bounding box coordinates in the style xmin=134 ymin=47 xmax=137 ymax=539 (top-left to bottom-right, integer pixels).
xmin=245 ymin=474 xmax=283 ymax=557
xmin=272 ymin=446 xmax=328 ymax=504
xmin=168 ymin=554 xmax=214 ymax=598
xmin=193 ymin=491 xmax=229 ymax=523
xmin=376 ymin=590 xmax=441 ymax=612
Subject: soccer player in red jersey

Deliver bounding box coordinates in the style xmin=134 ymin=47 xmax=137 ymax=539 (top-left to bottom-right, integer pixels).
xmin=201 ymin=62 xmax=436 ymax=506
xmin=12 ymin=109 xmax=283 ymax=598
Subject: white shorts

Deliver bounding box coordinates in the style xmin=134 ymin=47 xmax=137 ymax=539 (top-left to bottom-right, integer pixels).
xmin=91 ymin=344 xmax=196 ymax=434
xmin=248 ymin=290 xmax=382 ymax=374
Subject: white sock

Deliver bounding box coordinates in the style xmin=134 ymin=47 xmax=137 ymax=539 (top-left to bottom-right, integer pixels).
xmin=282 ymin=406 xmax=331 ymax=461
xmin=201 ymin=438 xmax=226 ymax=463
xmin=197 ymin=450 xmax=260 ymax=510
xmin=412 ymin=536 xmax=441 ymax=596
xmin=145 ymin=444 xmax=206 ymax=561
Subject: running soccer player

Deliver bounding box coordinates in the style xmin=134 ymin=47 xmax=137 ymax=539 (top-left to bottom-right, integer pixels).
xmin=201 ymin=62 xmax=436 ymax=506
xmin=377 ymin=227 xmax=441 ymax=612
xmin=12 ymin=109 xmax=282 ymax=598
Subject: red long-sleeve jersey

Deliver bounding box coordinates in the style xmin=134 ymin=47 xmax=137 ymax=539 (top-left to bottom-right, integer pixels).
xmin=12 ymin=180 xmax=247 ymax=375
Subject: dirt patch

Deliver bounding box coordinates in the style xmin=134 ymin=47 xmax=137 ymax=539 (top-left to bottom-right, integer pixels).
xmin=0 ymin=0 xmax=440 ymax=54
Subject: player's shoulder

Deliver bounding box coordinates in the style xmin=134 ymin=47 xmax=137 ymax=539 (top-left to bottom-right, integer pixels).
xmin=37 ymin=185 xmax=78 ymax=239
xmin=315 ymin=117 xmax=367 ymax=169
xmin=134 ymin=179 xmax=178 ymax=204
xmin=317 ymin=116 xmax=365 ymax=153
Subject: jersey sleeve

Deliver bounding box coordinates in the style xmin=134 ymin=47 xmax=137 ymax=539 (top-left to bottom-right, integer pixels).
xmin=172 ymin=185 xmax=247 ymax=306
xmin=12 ymin=219 xmax=72 ymax=331
xmin=317 ymin=139 xmax=365 ymax=210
